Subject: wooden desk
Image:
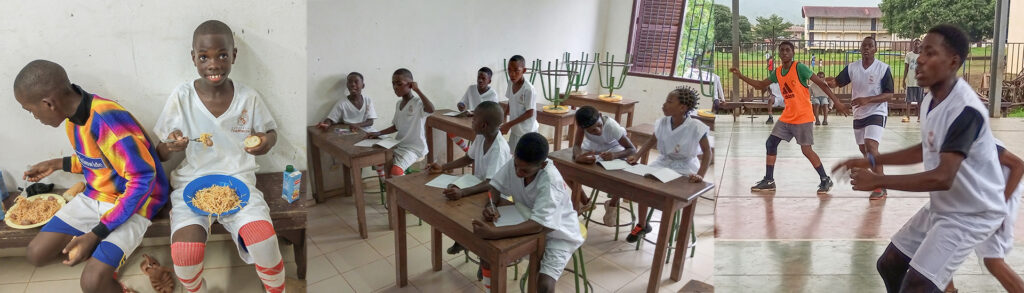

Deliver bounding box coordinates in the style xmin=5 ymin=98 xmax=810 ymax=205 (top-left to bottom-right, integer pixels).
xmin=499 ymin=101 xmax=576 ymax=151
xmin=0 ymin=172 xmax=310 ymax=279
xmin=307 ymin=125 xmax=393 ymax=239
xmin=387 ymin=172 xmax=545 ymax=293
xmin=626 ymin=123 xmax=655 ymax=164
xmin=425 ymin=110 xmax=476 ymax=165
xmin=548 ymin=149 xmax=713 ymax=293
xmin=562 ymin=94 xmax=639 ymax=127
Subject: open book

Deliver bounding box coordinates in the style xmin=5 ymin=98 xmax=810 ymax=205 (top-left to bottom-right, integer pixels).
xmin=624 ymin=164 xmax=683 ymax=183
xmin=425 ymin=174 xmax=484 ymax=189
xmin=595 ymin=159 xmax=630 ymax=171
xmin=442 ymin=110 xmax=471 ymax=117
xmin=494 ymin=205 xmax=527 ymax=227
xmin=355 ymin=137 xmax=400 ymax=149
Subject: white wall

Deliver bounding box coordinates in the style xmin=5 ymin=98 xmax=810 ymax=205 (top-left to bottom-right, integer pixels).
xmin=0 ymin=0 xmax=307 ymax=192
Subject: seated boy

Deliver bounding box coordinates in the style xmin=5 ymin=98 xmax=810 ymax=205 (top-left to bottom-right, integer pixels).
xmin=502 ymin=55 xmax=538 ymax=149
xmin=426 ymin=101 xmax=511 ymax=255
xmin=154 ymin=20 xmax=286 ymax=292
xmin=17 ymin=59 xmax=169 ymax=292
xmin=316 ymin=72 xmax=378 ymax=132
xmin=449 ymin=67 xmax=499 ymax=152
xmin=473 ymin=133 xmax=584 ymax=292
xmin=571 ymin=106 xmax=636 ymax=224
xmin=366 ymin=68 xmax=435 ymax=178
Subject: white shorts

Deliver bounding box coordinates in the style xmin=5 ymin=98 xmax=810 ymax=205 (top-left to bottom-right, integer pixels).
xmin=976 ymin=192 xmax=1022 ymax=259
xmin=392 ymin=146 xmax=422 ymax=171
xmin=169 ymin=185 xmax=272 ymax=264
xmin=43 ymin=195 xmax=152 ymax=269
xmin=854 ymin=125 xmax=885 ymax=145
xmin=891 ymin=205 xmax=1004 ymax=289
xmin=539 ymin=244 xmax=574 ymax=280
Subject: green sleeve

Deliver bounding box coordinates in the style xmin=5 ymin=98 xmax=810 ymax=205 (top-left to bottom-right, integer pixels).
xmin=767 ymin=69 xmax=778 ymax=83
xmin=797 ymin=63 xmax=814 ymax=88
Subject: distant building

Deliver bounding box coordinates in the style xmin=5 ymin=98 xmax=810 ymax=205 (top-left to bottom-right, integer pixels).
xmin=1008 ymin=0 xmax=1024 ymax=74
xmin=802 ymin=6 xmax=906 ymax=49
xmin=786 ymin=26 xmax=805 ymax=41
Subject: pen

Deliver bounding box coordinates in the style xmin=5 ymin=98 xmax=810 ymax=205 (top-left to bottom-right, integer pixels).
xmin=487 ymin=190 xmax=496 ymax=211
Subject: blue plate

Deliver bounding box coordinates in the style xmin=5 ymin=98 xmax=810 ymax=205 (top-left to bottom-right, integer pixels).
xmin=183 ymin=175 xmax=249 ymax=217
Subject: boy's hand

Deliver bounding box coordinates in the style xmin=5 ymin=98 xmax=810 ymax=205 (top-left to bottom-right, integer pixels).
xmin=472 ymin=219 xmax=497 ymax=239
xmin=850 ymin=168 xmax=880 ymax=191
xmin=575 ymin=153 xmax=596 ymax=164
xmin=689 ymin=174 xmax=704 ymax=183
xmin=599 ymin=152 xmax=615 ymax=161
xmin=851 ymin=99 xmax=869 ymax=107
xmin=426 ymin=163 xmax=445 ymax=174
xmin=409 ymin=81 xmax=420 ymax=92
xmin=316 ymin=121 xmax=330 ymax=131
xmin=625 ymin=154 xmax=640 ymax=165
xmin=457 ymin=103 xmax=467 ymax=112
xmin=728 ymin=67 xmax=740 ymax=75
xmin=164 ymin=130 xmax=189 ymax=152
xmin=443 ymin=186 xmax=462 ymax=200
xmin=832 ymin=102 xmax=851 ymax=116
xmin=499 ymin=123 xmax=512 ymax=135
xmin=24 ymin=158 xmax=62 ymax=182
xmin=62 ymin=232 xmax=99 ymax=266
xmin=825 ymin=77 xmax=837 ymax=87
xmin=244 ymin=132 xmax=271 ymax=155
xmin=365 ymin=132 xmax=381 ymax=139
xmin=832 ymin=158 xmax=870 ymax=174
xmin=482 ymin=205 xmax=501 ymax=222
xmin=348 ymin=124 xmax=360 ymax=132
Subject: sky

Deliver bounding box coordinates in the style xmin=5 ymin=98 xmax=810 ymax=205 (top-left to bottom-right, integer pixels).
xmin=716 ymin=0 xmax=884 ymax=24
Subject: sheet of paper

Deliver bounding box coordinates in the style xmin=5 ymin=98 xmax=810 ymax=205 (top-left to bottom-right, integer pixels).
xmin=443 ymin=111 xmax=463 ymax=117
xmin=494 ymin=205 xmax=527 ymax=227
xmin=355 ymin=139 xmax=380 ymax=147
xmin=375 ymin=138 xmax=401 ymax=149
xmin=596 ymin=159 xmax=630 ymax=171
xmin=451 ymin=174 xmax=483 ymax=189
xmin=647 ymin=167 xmax=683 ymax=183
xmin=426 ymin=174 xmax=458 ymax=188
xmin=624 ymin=164 xmax=655 ymax=176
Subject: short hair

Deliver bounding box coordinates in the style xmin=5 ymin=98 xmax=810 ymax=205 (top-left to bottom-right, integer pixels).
xmin=475 ymin=101 xmax=504 ymax=127
xmin=478 ymin=67 xmax=493 ymax=78
xmin=574 ymin=106 xmax=601 ymax=128
xmin=817 ymin=71 xmax=825 ymax=75
xmin=777 ymin=41 xmax=794 ymax=51
xmin=193 ymin=20 xmax=234 ymax=47
xmin=863 ymin=36 xmax=876 ymax=45
xmin=348 ymin=72 xmax=364 ymax=81
xmin=928 ymin=24 xmax=970 ymax=67
xmin=13 ymin=60 xmax=72 ymax=101
xmin=515 ymin=132 xmax=549 ymax=164
xmin=393 ymin=68 xmax=414 ymax=80
xmin=509 ymin=55 xmax=526 ymax=65
xmin=670 ymin=87 xmax=699 ymax=114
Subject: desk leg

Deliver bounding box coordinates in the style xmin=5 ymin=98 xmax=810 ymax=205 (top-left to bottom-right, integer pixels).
xmin=342 ymin=164 xmax=352 ymax=197
xmin=431 ymin=227 xmax=442 ymax=271
xmin=279 ymin=229 xmax=307 ymax=280
xmin=526 ymin=238 xmax=544 ymax=293
xmin=647 ymin=206 xmax=675 ymax=292
xmin=492 ymin=256 xmax=507 ymax=293
xmin=426 ymin=126 xmax=435 ymax=165
xmin=352 ymin=166 xmax=369 ymax=239
xmin=394 ymin=197 xmax=409 ymax=287
xmin=569 ymin=180 xmax=583 ymax=212
xmin=567 ymin=124 xmax=576 ymax=147
xmin=446 ymin=137 xmax=454 ymax=164
xmin=615 ymin=112 xmax=623 ymax=126
xmin=553 ymin=123 xmax=563 ymax=151
xmin=627 ymin=111 xmax=634 ymax=128
xmin=309 ymin=135 xmax=325 ymax=203
xmin=671 ymin=203 xmax=697 ymax=281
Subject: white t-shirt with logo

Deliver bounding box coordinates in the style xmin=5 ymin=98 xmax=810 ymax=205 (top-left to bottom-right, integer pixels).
xmin=460 ymin=85 xmax=499 ymax=111
xmin=326 ymin=95 xmax=378 ymax=132
xmin=840 ymin=60 xmax=893 ymax=119
xmin=466 ymin=134 xmax=512 ymax=180
xmin=505 ymin=80 xmax=539 ymax=136
xmin=905 ymin=52 xmax=920 ymax=87
xmin=490 ymin=159 xmax=584 ymax=251
xmin=582 ymin=116 xmax=627 ymax=153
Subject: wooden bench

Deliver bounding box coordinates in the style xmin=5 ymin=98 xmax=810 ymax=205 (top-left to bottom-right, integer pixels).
xmin=0 ymin=172 xmax=309 ymax=279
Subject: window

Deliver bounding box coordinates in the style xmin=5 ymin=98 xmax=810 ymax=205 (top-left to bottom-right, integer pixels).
xmin=626 ymin=0 xmax=687 ymax=80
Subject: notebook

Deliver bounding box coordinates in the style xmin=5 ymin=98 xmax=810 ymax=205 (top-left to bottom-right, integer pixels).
xmin=596 ymin=159 xmax=630 ymax=171
xmin=355 ymin=137 xmax=401 ymax=149
xmin=624 ymin=164 xmax=683 ymax=183
xmin=494 ymin=205 xmax=527 ymax=227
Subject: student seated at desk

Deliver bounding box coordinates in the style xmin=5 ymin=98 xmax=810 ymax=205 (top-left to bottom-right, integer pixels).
xmin=473 ymin=133 xmax=584 ymax=292
xmin=625 ymin=87 xmax=712 ymax=243
xmin=316 ymin=72 xmax=378 ymax=132
xmin=571 ymin=106 xmax=636 ymax=225
xmin=425 ymin=101 xmax=511 ymax=255
xmin=366 ymin=68 xmax=435 ymax=179
xmin=448 ymin=67 xmax=499 ymax=153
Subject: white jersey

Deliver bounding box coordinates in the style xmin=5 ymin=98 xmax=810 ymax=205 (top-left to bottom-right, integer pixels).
xmin=905 ymin=52 xmax=920 ymax=87
xmin=154 ymin=81 xmax=277 ymax=187
xmin=582 ymin=116 xmax=627 ymax=153
xmin=392 ymin=94 xmax=430 ymax=161
xmin=651 ymin=116 xmax=709 ymax=176
xmin=505 ymin=80 xmax=539 ymax=136
xmin=466 ymin=133 xmax=512 ymax=181
xmin=490 ymin=159 xmax=584 ymax=251
xmin=920 ymin=78 xmax=1005 ymax=215
xmin=459 ymin=85 xmax=499 ymax=111
xmin=847 ymin=59 xmax=891 ymax=119
xmin=325 ymin=95 xmax=378 ymax=132
xmin=680 ymin=68 xmax=724 ymax=100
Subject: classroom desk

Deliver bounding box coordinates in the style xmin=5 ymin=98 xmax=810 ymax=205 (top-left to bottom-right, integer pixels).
xmin=562 ymin=93 xmax=639 ymax=127
xmin=500 ymin=101 xmax=576 ymax=151
xmin=387 ymin=172 xmax=546 ymax=293
xmin=307 ymin=125 xmax=393 ymax=239
xmin=548 ymin=149 xmax=714 ymax=293
xmin=425 ymin=109 xmax=476 ymax=165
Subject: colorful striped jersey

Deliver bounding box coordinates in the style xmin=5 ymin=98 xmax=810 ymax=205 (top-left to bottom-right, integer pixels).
xmin=61 ymin=85 xmax=169 ymax=236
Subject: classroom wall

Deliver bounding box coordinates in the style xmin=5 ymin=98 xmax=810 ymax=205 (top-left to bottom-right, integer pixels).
xmin=0 ymin=1 xmax=307 ymax=192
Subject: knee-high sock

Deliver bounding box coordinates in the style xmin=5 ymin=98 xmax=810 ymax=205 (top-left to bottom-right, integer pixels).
xmin=448 ymin=133 xmax=470 ymax=153
xmin=171 ymin=242 xmax=207 ymax=292
xmin=481 ymin=267 xmax=491 ymax=289
xmin=240 ymin=221 xmax=286 ymax=293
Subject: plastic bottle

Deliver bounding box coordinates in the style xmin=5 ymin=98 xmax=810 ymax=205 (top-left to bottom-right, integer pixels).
xmin=282 ymin=165 xmax=302 ymax=203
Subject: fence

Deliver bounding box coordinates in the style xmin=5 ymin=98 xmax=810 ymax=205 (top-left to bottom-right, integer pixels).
xmin=711 ymin=40 xmax=1024 ymax=102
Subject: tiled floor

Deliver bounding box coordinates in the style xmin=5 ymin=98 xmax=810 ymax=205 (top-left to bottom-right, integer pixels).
xmin=714 ymin=115 xmax=1024 ymax=292
xmin=305 ymin=155 xmax=717 ymax=293
xmin=0 ymin=233 xmax=305 ymax=292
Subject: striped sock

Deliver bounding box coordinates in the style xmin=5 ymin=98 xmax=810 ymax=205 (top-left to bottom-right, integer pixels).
xmin=375 ymin=164 xmax=387 ymax=180
xmin=481 ymin=267 xmax=491 ymax=289
xmin=171 ymin=242 xmax=207 ymax=292
xmin=448 ymin=134 xmax=470 ymax=153
xmin=240 ymin=221 xmax=286 ymax=293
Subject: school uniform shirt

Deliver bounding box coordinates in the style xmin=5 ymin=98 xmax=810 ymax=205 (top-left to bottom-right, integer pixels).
xmin=582 ymin=116 xmax=627 ymax=153
xmin=154 ymin=81 xmax=277 ymax=188
xmin=835 ymin=60 xmax=895 ymax=119
xmin=505 ymin=80 xmax=539 ymax=136
xmin=905 ymin=52 xmax=920 ymax=87
xmin=490 ymin=159 xmax=585 ymax=251
xmin=920 ymin=78 xmax=1005 ymax=215
xmin=459 ymin=85 xmax=499 ymax=111
xmin=651 ymin=116 xmax=709 ymax=176
xmin=466 ymin=134 xmax=512 ymax=180
xmin=326 ymin=95 xmax=378 ymax=132
xmin=61 ymin=84 xmax=169 ymax=236
xmin=391 ymin=94 xmax=431 ymax=169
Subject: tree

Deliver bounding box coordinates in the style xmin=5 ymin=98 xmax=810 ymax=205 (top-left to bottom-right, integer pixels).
xmin=752 ymin=14 xmax=793 ymax=42
xmin=880 ymin=0 xmax=994 ymax=41
xmin=712 ymin=4 xmax=753 ymax=45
